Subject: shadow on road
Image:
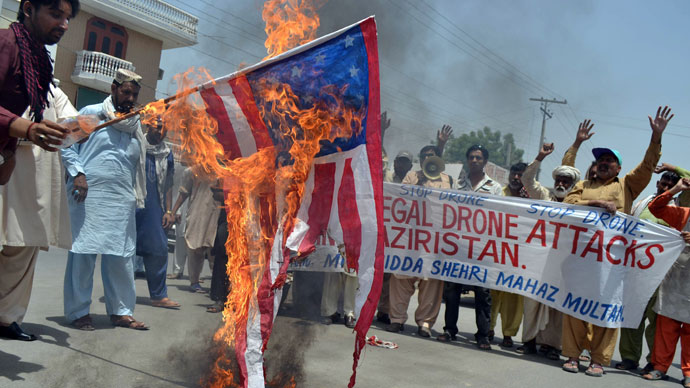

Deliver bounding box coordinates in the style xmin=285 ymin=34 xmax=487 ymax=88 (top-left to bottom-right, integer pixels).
xmin=0 ymin=350 xmax=44 ymax=381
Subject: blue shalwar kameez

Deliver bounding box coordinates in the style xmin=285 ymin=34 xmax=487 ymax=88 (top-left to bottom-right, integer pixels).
xmin=61 ymin=102 xmax=141 ymax=322
xmin=135 ymin=152 xmax=174 ymax=300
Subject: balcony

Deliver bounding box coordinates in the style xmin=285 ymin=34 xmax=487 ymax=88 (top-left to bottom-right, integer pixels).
xmin=80 ymin=0 xmax=198 ymax=49
xmin=71 ymin=50 xmax=136 ymax=93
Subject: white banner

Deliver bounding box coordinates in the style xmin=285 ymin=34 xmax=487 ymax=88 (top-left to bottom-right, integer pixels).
xmin=289 ymin=182 xmax=685 ymax=328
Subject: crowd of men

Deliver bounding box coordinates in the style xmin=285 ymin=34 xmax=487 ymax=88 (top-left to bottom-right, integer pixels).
xmin=0 ymin=1 xmax=689 ymax=387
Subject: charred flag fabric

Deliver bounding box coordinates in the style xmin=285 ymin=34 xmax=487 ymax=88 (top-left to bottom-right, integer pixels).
xmin=198 ymin=17 xmax=383 ymax=388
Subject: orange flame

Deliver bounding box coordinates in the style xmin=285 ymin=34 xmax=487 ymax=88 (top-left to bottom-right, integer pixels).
xmin=136 ymin=1 xmax=356 ymax=386
xmin=262 ymin=0 xmax=325 ymax=60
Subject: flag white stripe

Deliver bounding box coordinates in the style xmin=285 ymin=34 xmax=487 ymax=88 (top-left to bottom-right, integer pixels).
xmin=214 ymin=81 xmax=258 ymax=157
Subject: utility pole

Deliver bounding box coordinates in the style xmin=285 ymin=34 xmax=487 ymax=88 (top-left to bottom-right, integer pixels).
xmin=529 ymin=97 xmax=567 ymax=180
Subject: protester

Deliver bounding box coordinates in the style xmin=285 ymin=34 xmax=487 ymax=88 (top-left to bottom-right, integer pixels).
xmin=438 ymin=144 xmax=500 ymax=349
xmin=0 ymin=0 xmax=78 ymax=181
xmin=614 ymin=168 xmax=682 ymax=372
xmin=656 ymin=162 xmax=690 ymax=207
xmin=561 ymin=106 xmax=671 ymax=377
xmin=134 ymin=120 xmax=180 ymax=309
xmin=386 ymin=145 xmax=450 ymax=338
xmin=384 ymin=150 xmax=413 ymax=184
xmin=0 ymin=83 xmax=75 ymax=341
xmin=377 ymin=149 xmax=413 ymax=324
xmin=165 ymin=165 xmax=219 ymax=292
xmin=168 ymin=163 xmax=189 ymax=279
xmin=642 ymin=177 xmax=690 ymax=387
xmin=61 ymin=69 xmax=148 ymax=331
xmin=207 ymin=183 xmax=229 ymax=313
xmin=518 ymin=142 xmax=581 ymax=359
xmin=489 ymin=162 xmax=528 ymax=348
xmin=321 ymin=249 xmax=357 ymax=328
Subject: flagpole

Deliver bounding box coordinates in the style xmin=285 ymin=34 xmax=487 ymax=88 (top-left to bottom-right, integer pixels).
xmin=89 ymin=84 xmax=203 ymax=131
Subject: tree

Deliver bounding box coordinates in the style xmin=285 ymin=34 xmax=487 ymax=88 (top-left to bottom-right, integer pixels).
xmin=442 ymin=126 xmax=524 ymax=169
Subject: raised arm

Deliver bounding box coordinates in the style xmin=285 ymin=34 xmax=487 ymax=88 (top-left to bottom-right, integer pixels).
xmin=522 ymin=143 xmax=553 ymax=200
xmin=624 ymin=106 xmax=671 ymax=199
xmin=648 ymin=178 xmax=690 ymax=230
xmin=562 ymin=120 xmax=594 ymax=167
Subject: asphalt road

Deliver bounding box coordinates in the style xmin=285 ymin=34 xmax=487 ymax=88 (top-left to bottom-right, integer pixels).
xmin=0 ymin=247 xmax=683 ymax=388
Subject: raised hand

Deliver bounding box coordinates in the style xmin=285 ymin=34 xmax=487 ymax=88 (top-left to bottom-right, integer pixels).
xmin=437 ymin=125 xmax=453 ymax=143
xmin=649 ymin=106 xmax=674 ymax=135
xmin=536 ymin=142 xmax=554 ymax=161
xmin=574 ymin=119 xmax=594 ymax=145
xmin=655 ymin=162 xmax=676 ymax=174
xmin=381 ymin=111 xmax=391 ymax=139
xmin=436 ymin=124 xmax=453 ymax=155
xmin=677 ymin=177 xmax=690 ymax=191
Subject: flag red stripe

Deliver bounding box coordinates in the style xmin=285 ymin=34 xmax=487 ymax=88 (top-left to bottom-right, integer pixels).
xmin=337 ymin=158 xmax=362 ymax=271
xmin=200 ymin=85 xmax=243 ymax=160
xmin=229 ymin=76 xmax=274 ymax=150
xmin=349 ymin=17 xmax=383 ymax=388
xmin=298 ymin=162 xmax=337 ymax=254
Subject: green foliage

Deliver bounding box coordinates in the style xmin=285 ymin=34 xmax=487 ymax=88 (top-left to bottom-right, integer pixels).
xmin=443 ymin=126 xmax=524 ymax=169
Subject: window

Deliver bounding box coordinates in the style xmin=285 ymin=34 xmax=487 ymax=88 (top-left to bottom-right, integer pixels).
xmin=83 ymin=17 xmax=128 ymax=58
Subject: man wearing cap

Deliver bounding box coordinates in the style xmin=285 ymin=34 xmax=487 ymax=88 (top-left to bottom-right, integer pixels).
xmin=384 ymin=150 xmax=413 ymax=184
xmin=437 ymin=144 xmax=501 ymax=349
xmin=386 ymin=145 xmax=451 ymax=338
xmin=560 ymin=106 xmax=672 ymax=377
xmin=61 ymin=69 xmax=149 ymax=331
xmin=517 ymin=142 xmax=581 ymax=359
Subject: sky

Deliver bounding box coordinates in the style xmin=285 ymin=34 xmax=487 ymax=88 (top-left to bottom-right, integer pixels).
xmin=157 ymin=0 xmax=690 ymax=198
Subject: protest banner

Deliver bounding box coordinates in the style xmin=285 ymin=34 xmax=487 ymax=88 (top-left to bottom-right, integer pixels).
xmin=289 ymin=182 xmax=685 ymax=329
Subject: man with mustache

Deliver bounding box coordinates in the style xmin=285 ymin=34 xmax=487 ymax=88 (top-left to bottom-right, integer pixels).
xmin=61 ymin=69 xmax=149 ymax=331
xmin=517 ymin=142 xmax=581 ymax=359
xmin=560 ymin=106 xmax=672 ymax=377
xmin=0 ymin=0 xmax=79 ymax=342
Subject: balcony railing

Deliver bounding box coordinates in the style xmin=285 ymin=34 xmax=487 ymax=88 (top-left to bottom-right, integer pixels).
xmin=71 ymin=50 xmax=136 ymax=93
xmin=82 ymin=0 xmax=198 ymax=48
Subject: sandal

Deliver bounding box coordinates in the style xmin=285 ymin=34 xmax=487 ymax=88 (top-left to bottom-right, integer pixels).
xmin=516 ymin=344 xmax=537 ymax=354
xmin=436 ymin=332 xmax=456 ymax=342
xmin=501 ymin=337 xmax=514 ymax=348
xmin=71 ymin=315 xmax=95 ymax=331
xmin=110 ymin=315 xmax=149 ymax=330
xmin=615 ymin=359 xmax=639 ymax=371
xmin=562 ymin=359 xmax=579 ymax=373
xmin=151 ymin=297 xmax=180 ymax=309
xmin=476 ymin=337 xmax=492 ymax=351
xmin=545 ymin=348 xmax=561 ymax=360
xmin=206 ymin=302 xmax=223 ymax=313
xmin=579 ymin=350 xmax=591 ymax=362
xmin=585 ymin=363 xmax=604 ymax=377
xmin=641 ymin=370 xmax=668 ymax=381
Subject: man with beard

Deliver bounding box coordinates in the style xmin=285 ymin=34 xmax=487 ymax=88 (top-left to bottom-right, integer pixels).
xmin=386 ymin=145 xmax=451 ymax=338
xmin=614 ymin=168 xmax=681 ymax=372
xmin=561 ymin=106 xmax=672 ymax=377
xmin=134 ymin=120 xmax=180 ymax=309
xmin=61 ymin=69 xmax=148 ymax=331
xmin=438 ymin=144 xmax=501 ymax=350
xmin=0 ymin=0 xmax=78 ymax=174
xmin=517 ymin=142 xmax=581 ymax=359
xmin=0 ymin=0 xmax=79 ymax=341
xmin=488 ymin=162 xmax=529 ymax=348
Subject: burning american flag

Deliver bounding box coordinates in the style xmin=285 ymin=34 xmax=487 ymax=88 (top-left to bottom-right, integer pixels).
xmin=182 ymin=17 xmax=384 ymax=388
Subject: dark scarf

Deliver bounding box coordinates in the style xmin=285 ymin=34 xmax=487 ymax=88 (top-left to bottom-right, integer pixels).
xmin=10 ymin=22 xmax=54 ymax=123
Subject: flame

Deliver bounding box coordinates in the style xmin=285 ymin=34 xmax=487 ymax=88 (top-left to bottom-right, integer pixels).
xmin=262 ymin=0 xmax=324 ymax=60
xmin=136 ymin=1 xmax=360 ymax=386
